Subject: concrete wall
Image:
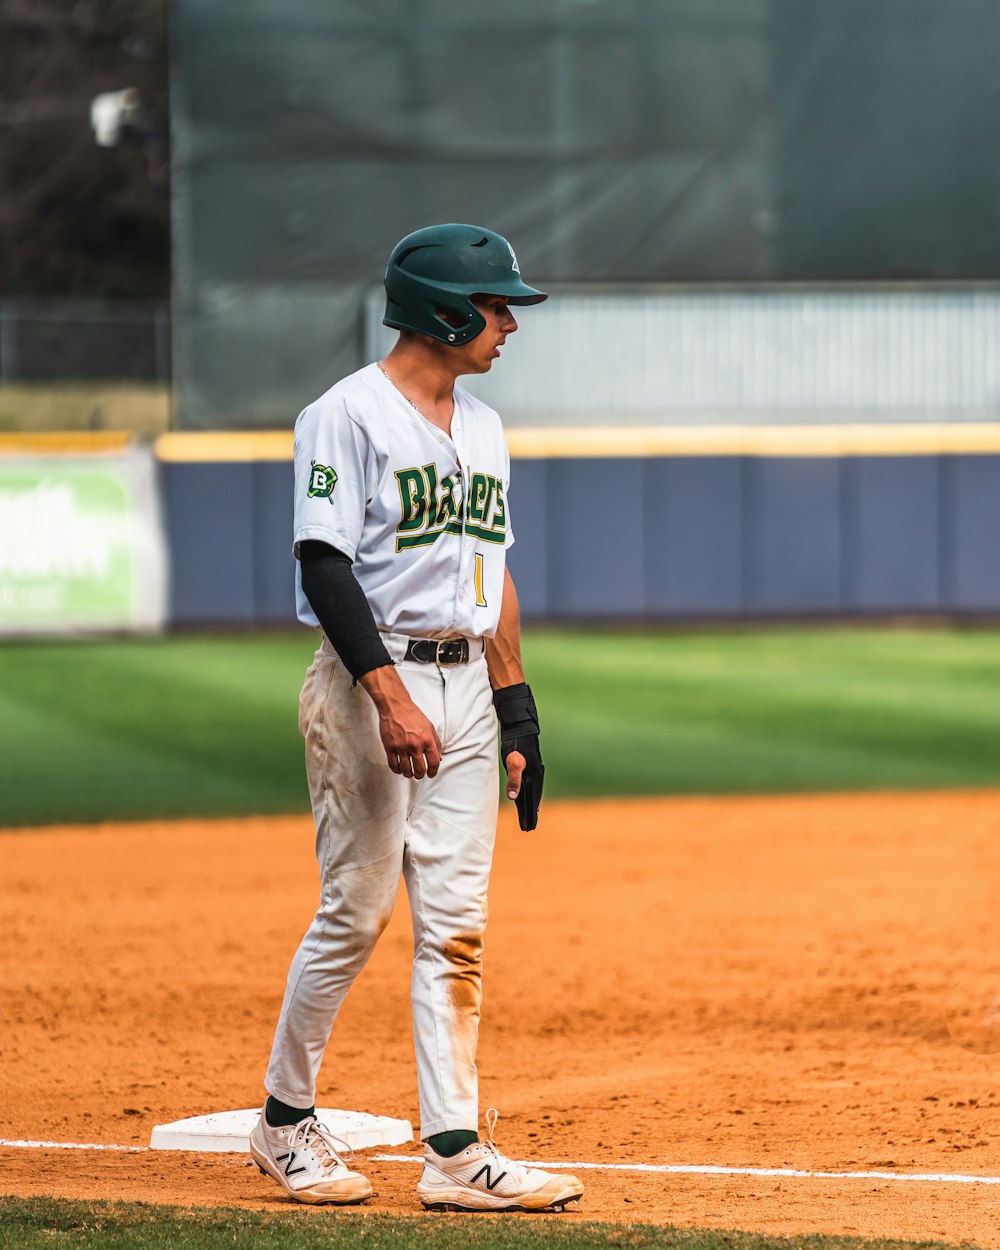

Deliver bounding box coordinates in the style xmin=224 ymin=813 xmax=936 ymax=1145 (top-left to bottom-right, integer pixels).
xmin=159 ymin=452 xmax=1000 ymax=627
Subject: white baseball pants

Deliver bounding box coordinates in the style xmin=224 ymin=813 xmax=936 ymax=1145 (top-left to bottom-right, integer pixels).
xmin=264 ymin=633 xmax=499 ymax=1139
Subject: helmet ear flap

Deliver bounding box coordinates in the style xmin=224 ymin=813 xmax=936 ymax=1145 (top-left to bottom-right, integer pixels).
xmin=384 ymin=265 xmax=487 ymax=345
xmin=431 ymin=299 xmax=485 ymax=343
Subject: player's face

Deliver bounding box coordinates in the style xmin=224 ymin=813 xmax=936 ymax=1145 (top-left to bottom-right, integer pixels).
xmin=461 ymin=295 xmax=518 ymax=373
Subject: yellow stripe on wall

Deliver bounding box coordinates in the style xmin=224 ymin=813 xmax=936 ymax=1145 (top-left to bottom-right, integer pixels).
xmin=504 ymin=423 xmax=1000 ymax=458
xmin=153 ymin=431 xmax=294 ymax=461
xmin=0 ymin=431 xmax=133 ymax=456
xmin=4 ymin=424 xmax=1000 ymax=461
xmin=153 ymin=423 xmax=1000 ymax=460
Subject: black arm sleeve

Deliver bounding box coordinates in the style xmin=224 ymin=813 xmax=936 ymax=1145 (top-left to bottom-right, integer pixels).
xmin=299 ymin=540 xmax=393 ymax=682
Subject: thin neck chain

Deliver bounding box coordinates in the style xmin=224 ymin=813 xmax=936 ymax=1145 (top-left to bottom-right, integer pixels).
xmin=377 ymin=360 xmax=424 ymax=417
xmin=377 ymin=361 xmax=456 ymax=440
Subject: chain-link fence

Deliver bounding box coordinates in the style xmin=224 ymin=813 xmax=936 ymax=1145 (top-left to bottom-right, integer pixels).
xmin=0 ymin=300 xmax=170 ymax=383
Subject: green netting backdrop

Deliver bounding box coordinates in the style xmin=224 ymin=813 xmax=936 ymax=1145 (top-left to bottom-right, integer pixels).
xmin=171 ymin=0 xmax=1000 ymax=427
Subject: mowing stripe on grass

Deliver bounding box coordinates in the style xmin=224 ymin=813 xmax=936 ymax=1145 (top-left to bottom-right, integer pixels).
xmin=3 ymin=1138 xmax=1000 ymax=1185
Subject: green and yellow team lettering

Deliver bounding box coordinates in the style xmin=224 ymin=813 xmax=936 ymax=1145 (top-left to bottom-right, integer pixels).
xmin=395 ymin=466 xmax=428 ymax=533
xmin=393 ymin=466 xmax=507 ymax=552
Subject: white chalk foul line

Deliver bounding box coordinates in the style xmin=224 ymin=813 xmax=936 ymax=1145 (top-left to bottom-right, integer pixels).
xmin=0 ymin=1139 xmax=148 ymax=1153
xmin=372 ymin=1155 xmax=1000 ymax=1186
xmin=2 ymin=1139 xmax=998 ymax=1186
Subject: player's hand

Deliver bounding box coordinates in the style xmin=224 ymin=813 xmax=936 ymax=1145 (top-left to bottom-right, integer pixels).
xmin=492 ymin=683 xmax=544 ymax=831
xmin=504 ymin=750 xmax=525 ymax=800
xmin=378 ymin=700 xmax=442 ymax=779
xmin=501 ymin=738 xmax=544 ymax=831
xmin=360 ymin=667 xmax=442 ymax=779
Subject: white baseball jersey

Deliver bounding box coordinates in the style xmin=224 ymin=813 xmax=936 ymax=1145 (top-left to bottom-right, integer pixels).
xmin=293 ymin=362 xmax=514 ymax=640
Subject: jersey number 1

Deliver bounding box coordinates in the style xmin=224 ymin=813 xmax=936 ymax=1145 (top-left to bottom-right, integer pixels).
xmin=474 ymin=553 xmax=487 ymax=608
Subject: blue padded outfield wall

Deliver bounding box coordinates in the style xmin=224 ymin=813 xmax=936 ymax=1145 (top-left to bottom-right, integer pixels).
xmin=157 ymin=444 xmax=1000 ymax=627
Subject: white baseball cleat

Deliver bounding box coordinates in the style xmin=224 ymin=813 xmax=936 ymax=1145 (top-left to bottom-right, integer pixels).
xmin=416 ymin=1109 xmax=584 ymax=1212
xmin=250 ymin=1110 xmax=373 ymax=1205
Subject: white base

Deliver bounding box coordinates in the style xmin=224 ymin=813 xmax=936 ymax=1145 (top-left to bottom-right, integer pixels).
xmin=149 ymin=1108 xmax=413 ymax=1153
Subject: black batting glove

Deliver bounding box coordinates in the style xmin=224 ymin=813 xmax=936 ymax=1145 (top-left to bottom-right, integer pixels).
xmin=492 ymin=682 xmax=544 ymax=832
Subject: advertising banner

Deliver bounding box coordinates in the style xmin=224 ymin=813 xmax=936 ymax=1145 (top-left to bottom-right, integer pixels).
xmin=0 ymin=446 xmax=167 ymax=634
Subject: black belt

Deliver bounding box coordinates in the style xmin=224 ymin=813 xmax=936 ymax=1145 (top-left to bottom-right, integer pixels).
xmin=404 ymin=637 xmax=471 ymax=666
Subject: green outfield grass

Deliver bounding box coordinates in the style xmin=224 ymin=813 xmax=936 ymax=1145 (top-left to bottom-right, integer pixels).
xmin=1 ymin=627 xmax=999 ymax=827
xmin=529 ymin=626 xmax=1000 ymax=797
xmin=0 ymin=1198 xmax=973 ymax=1250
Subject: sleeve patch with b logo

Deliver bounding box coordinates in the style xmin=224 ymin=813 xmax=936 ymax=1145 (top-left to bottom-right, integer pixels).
xmin=307 ymin=461 xmax=338 ymax=502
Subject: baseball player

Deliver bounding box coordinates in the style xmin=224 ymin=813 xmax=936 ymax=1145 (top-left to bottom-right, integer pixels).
xmin=250 ymin=224 xmax=584 ymax=1213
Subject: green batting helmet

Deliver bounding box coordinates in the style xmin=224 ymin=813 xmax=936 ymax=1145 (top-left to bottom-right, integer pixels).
xmin=383 ymin=223 xmax=547 ymax=346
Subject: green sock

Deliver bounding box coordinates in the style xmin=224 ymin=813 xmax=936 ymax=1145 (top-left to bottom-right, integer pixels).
xmin=265 ymin=1095 xmax=315 ymax=1127
xmin=427 ymin=1129 xmax=478 ymax=1157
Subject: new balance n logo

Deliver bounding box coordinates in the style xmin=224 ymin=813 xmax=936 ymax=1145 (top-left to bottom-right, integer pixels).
xmin=277 ymin=1150 xmax=307 ymax=1178
xmin=470 ymin=1163 xmax=508 ymax=1191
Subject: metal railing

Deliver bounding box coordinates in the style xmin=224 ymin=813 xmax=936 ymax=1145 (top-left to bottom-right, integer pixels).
xmin=366 ymin=284 xmax=1000 ymax=425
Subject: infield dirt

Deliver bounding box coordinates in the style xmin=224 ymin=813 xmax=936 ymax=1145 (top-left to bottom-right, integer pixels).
xmin=3 ymin=794 xmax=1000 ymax=1246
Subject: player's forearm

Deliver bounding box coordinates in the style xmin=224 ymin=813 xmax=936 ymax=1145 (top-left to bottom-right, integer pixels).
xmin=299 ymin=541 xmax=393 ymax=681
xmin=359 ymin=663 xmax=413 ymax=712
xmin=485 ymin=568 xmax=525 ymax=690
